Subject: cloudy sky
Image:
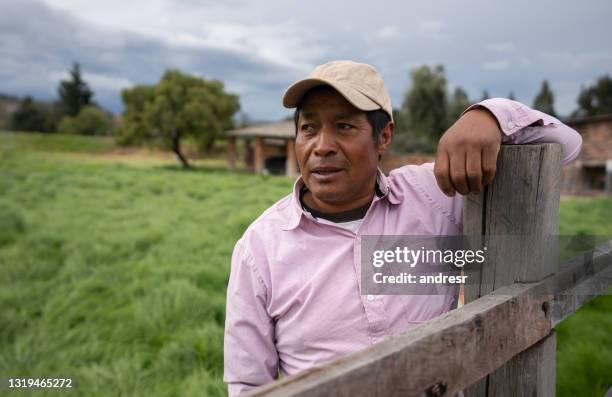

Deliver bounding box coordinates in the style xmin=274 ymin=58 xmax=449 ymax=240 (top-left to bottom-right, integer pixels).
xmin=1 ymin=0 xmax=611 ymax=121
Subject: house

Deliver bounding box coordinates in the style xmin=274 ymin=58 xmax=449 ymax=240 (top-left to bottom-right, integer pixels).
xmin=564 ymin=114 xmax=612 ymax=194
xmin=226 ymin=120 xmax=298 ymax=176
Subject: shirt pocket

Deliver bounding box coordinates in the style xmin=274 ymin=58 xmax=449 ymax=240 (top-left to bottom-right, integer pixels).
xmin=398 ymin=294 xmax=453 ymax=324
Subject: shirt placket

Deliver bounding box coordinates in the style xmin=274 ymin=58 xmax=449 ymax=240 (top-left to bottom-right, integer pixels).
xmin=353 ymin=205 xmax=390 ymax=344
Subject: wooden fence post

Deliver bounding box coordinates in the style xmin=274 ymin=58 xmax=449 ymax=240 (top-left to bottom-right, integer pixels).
xmin=463 ymin=144 xmax=563 ymax=397
xmin=255 ymin=137 xmax=265 ymax=174
xmin=227 ymin=136 xmax=237 ymax=170
xmin=286 ymin=138 xmax=298 ymax=177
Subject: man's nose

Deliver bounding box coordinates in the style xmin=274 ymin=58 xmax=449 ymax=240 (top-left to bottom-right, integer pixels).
xmin=313 ymin=125 xmax=337 ymax=157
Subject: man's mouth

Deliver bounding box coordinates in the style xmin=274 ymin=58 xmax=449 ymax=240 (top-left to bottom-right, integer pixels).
xmin=310 ymin=167 xmax=343 ymax=180
xmin=311 ymin=167 xmax=342 ymax=174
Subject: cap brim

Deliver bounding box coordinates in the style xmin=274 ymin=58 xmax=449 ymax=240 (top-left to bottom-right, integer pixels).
xmin=282 ymin=78 xmax=381 ymax=112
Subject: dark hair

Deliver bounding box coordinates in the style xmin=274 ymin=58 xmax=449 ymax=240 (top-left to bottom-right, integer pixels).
xmin=292 ymin=86 xmax=391 ymax=147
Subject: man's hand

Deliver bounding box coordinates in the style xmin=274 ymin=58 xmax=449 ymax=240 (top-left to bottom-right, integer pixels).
xmin=434 ymin=108 xmax=502 ymax=196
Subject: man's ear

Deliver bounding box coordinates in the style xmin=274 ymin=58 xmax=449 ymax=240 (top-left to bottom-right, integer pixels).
xmin=377 ymin=121 xmax=394 ymax=156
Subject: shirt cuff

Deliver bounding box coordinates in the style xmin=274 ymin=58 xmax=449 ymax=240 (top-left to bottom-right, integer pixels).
xmin=461 ymin=98 xmax=561 ymax=141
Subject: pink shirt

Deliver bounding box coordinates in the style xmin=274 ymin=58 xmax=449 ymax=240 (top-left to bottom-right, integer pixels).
xmin=223 ymin=98 xmax=582 ymax=396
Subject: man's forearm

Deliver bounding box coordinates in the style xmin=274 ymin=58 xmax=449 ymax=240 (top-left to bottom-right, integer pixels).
xmin=463 ymin=98 xmax=582 ymax=165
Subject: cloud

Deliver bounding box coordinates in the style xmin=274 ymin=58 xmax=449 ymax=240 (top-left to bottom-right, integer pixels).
xmin=376 ymin=26 xmax=399 ymax=39
xmin=485 ymin=41 xmax=516 ymax=53
xmin=3 ymin=0 xmax=612 ymax=118
xmin=412 ymin=19 xmax=450 ymax=42
xmin=541 ymin=50 xmax=612 ymax=70
xmin=417 ymin=20 xmax=444 ymax=34
xmin=85 ymin=73 xmax=134 ymax=92
xmin=0 ymin=0 xmax=316 ymax=119
xmin=47 ymin=70 xmax=134 ymax=93
xmin=483 ymin=60 xmax=510 ymax=71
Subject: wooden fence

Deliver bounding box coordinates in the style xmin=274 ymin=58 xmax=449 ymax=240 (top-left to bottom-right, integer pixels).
xmin=243 ymin=144 xmax=612 ymax=397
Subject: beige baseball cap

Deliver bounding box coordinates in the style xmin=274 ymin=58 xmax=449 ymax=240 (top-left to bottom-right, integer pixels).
xmin=282 ymin=60 xmax=394 ymax=122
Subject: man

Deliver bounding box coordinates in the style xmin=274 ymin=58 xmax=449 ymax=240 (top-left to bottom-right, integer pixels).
xmin=223 ymin=60 xmax=582 ymax=396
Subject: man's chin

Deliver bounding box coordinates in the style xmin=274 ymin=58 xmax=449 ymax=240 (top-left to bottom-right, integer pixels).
xmin=306 ymin=185 xmax=348 ymax=204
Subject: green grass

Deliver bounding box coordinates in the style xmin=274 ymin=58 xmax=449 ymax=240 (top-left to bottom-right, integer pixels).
xmin=557 ymin=197 xmax=612 ymax=396
xmin=0 ymin=137 xmax=294 ymax=396
xmin=0 ymin=130 xmax=115 ymax=154
xmin=0 ymin=132 xmax=610 ymax=396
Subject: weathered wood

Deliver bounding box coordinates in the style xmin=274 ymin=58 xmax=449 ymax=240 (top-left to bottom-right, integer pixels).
xmin=551 ymin=267 xmax=612 ymax=326
xmin=286 ymin=138 xmax=298 ymax=177
xmin=463 ymin=144 xmax=562 ymax=397
xmin=243 ymin=243 xmax=612 ymax=397
xmin=548 ymin=242 xmax=612 ymax=326
xmin=487 ymin=332 xmax=556 ymax=397
xmin=464 ymin=144 xmax=563 ymax=292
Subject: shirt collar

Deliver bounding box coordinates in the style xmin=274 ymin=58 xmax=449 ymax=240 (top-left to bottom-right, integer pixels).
xmin=282 ymin=167 xmax=403 ymax=231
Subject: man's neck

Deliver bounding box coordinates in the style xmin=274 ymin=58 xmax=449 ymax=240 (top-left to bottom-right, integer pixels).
xmin=299 ymin=183 xmax=384 ymax=222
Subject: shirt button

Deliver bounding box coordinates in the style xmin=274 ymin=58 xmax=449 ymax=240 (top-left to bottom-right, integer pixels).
xmin=367 ymin=294 xmax=375 ymax=301
xmin=507 ymin=121 xmax=515 ymax=129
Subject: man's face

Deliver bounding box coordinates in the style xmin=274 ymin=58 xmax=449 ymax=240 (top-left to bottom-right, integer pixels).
xmin=295 ymin=87 xmax=386 ymax=211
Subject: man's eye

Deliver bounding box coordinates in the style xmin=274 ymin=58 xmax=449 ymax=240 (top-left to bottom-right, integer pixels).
xmin=301 ymin=124 xmax=314 ymax=132
xmin=338 ymin=123 xmax=354 ymax=130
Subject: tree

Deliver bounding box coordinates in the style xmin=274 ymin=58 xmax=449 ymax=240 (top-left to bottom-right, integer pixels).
xmin=533 ymin=80 xmax=557 ymax=117
xmin=57 ymin=106 xmax=114 ymax=135
xmin=10 ymin=97 xmax=59 ymax=132
xmin=118 ymin=70 xmax=240 ymax=168
xmin=116 ymin=85 xmax=155 ymax=146
xmin=480 ymin=90 xmax=490 ymax=101
xmin=573 ymin=75 xmax=612 ymax=117
xmin=58 ymin=62 xmax=93 ymax=117
xmin=400 ymin=65 xmax=448 ymax=141
xmin=448 ymin=87 xmax=471 ymax=124
xmin=391 ymin=108 xmax=409 ymax=135
xmin=507 ymin=92 xmax=516 ymax=101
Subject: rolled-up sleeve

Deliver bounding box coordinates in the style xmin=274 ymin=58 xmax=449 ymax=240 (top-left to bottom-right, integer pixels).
xmin=463 ymin=98 xmax=583 ymax=165
xmin=224 ymin=239 xmax=278 ymax=396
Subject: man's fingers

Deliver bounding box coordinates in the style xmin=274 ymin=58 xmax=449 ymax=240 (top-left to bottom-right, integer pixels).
xmin=434 ymin=150 xmax=455 ymax=196
xmin=449 ymin=151 xmax=469 ymax=195
xmin=466 ymin=148 xmax=483 ymax=193
xmin=481 ymin=143 xmax=499 ymax=186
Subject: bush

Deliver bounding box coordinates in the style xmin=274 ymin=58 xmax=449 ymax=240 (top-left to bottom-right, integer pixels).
xmin=58 ymin=106 xmax=114 ymax=136
xmin=10 ymin=97 xmax=60 ymax=133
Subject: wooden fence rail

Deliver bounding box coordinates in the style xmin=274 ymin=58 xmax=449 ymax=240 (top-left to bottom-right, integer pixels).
xmin=244 ymin=144 xmax=612 ymax=397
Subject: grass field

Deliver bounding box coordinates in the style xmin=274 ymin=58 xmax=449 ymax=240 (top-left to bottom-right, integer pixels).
xmin=0 ymin=131 xmax=610 ymax=396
